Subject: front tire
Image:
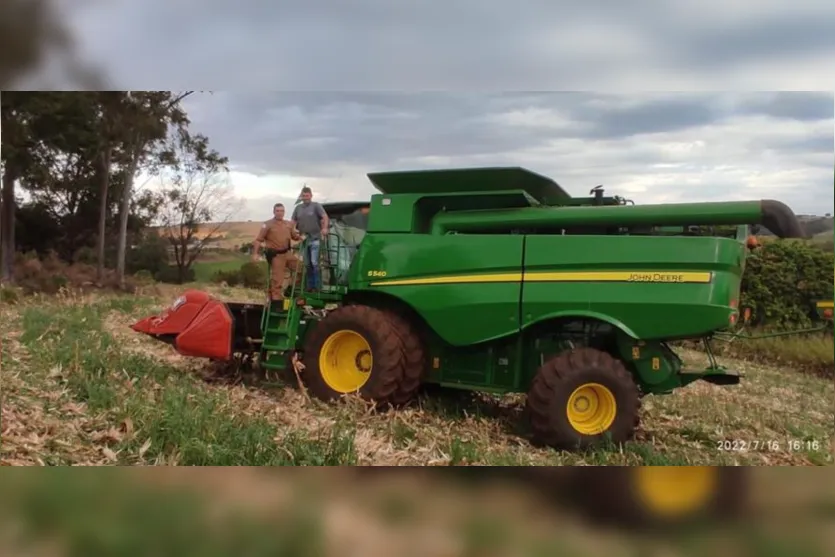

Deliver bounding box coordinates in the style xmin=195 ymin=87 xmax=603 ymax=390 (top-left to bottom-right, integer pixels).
xmin=301 ymin=305 xmax=412 ymax=407
xmin=525 ymin=347 xmax=641 ymax=450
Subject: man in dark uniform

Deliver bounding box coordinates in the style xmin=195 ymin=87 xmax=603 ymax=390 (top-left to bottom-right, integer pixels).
xmin=252 ymin=203 xmax=302 ymax=301
xmin=290 ymin=186 xmax=329 ymax=292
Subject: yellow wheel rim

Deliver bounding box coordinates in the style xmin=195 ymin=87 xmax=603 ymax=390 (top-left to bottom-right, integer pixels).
xmin=566 ymin=383 xmax=617 ymax=435
xmin=319 ymin=330 xmax=373 ymax=393
xmin=633 ymin=466 xmax=717 ymax=517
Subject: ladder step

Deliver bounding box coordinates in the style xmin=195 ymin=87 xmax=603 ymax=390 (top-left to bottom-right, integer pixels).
xmin=261 ymin=357 xmax=287 ymax=369
xmin=262 ymin=343 xmax=293 ymax=355
xmin=265 ymin=327 xmax=288 ymax=335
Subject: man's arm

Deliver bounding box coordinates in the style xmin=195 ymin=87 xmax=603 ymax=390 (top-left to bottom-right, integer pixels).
xmin=251 ymin=224 xmax=267 ymax=261
xmin=316 ymin=203 xmax=329 ymax=236
xmin=289 ymin=222 xmax=301 ymax=241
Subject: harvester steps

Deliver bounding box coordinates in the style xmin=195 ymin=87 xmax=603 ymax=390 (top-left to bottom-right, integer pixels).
xmin=260 ymin=354 xmax=289 ymax=369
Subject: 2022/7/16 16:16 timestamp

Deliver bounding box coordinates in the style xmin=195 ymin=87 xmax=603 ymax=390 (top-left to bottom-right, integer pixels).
xmin=716 ymin=439 xmax=823 ymax=452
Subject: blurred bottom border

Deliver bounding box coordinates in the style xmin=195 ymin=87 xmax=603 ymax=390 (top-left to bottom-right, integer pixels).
xmin=0 ymin=466 xmax=833 ymax=556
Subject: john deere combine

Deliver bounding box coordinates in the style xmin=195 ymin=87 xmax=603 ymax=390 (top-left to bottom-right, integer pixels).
xmin=132 ymin=167 xmax=828 ymax=451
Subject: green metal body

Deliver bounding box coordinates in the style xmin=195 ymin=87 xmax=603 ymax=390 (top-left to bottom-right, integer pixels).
xmin=258 ymin=167 xmax=802 ymax=396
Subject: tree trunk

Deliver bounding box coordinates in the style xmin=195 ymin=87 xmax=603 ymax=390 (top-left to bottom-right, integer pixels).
xmin=116 ymin=148 xmax=139 ymax=288
xmin=0 ymin=167 xmax=15 ymax=284
xmin=177 ymin=261 xmax=187 ymax=284
xmin=96 ymin=146 xmax=112 ymax=284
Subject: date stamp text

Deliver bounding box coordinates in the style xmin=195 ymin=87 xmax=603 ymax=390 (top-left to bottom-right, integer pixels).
xmin=715 ymin=439 xmax=823 ymax=452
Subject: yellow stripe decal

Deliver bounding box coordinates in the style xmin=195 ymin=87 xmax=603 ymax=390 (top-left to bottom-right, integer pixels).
xmin=816 ymin=301 xmax=834 ymax=309
xmin=370 ymin=273 xmax=521 ymax=286
xmin=524 ymin=271 xmax=712 ymax=283
xmin=370 ymin=271 xmax=713 ymax=286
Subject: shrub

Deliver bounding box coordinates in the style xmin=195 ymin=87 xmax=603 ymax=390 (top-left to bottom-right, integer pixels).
xmin=133 ymin=269 xmax=155 ymax=283
xmin=209 ymin=262 xmax=267 ymax=289
xmin=72 ymin=246 xmax=97 ymax=265
xmin=8 ymin=251 xmax=137 ymax=294
xmin=211 ymin=269 xmax=241 ymax=287
xmin=239 ymin=262 xmax=267 ymax=289
xmin=0 ymin=286 xmax=20 ymax=304
xmin=741 ymin=239 xmax=833 ymax=330
xmin=709 ymin=333 xmax=833 ymax=378
xmin=154 ymin=265 xmax=195 ymax=284
xmin=127 ymin=233 xmax=170 ymax=276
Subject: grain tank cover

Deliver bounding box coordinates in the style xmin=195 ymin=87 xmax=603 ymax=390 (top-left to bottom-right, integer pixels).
xmin=367 ymin=167 xmax=573 ymax=205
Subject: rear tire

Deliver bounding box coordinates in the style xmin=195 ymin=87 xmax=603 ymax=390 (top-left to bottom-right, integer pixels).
xmin=575 ymin=466 xmax=749 ymax=529
xmin=525 ymin=347 xmax=640 ymax=450
xmin=301 ymin=305 xmax=413 ymax=407
xmin=384 ymin=312 xmax=427 ymax=406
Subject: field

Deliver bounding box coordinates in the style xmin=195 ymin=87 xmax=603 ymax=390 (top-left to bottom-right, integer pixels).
xmin=2 ymin=283 xmax=832 ymax=467
xmin=190 ymin=250 xmax=251 ymax=281
xmin=154 ymin=221 xmax=264 ymax=251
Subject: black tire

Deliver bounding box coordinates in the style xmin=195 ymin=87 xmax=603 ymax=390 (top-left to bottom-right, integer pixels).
xmin=525 ymin=347 xmax=641 ymax=450
xmin=573 ymin=466 xmax=749 ymax=530
xmin=383 ymin=312 xmax=427 ymax=406
xmin=301 ymin=305 xmax=409 ymax=407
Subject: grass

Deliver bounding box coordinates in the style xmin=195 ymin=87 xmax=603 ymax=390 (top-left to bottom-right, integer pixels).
xmin=710 ymin=333 xmax=834 ymax=378
xmin=0 ymin=471 xmax=326 ymax=557
xmin=1 ymin=283 xmax=832 ymax=468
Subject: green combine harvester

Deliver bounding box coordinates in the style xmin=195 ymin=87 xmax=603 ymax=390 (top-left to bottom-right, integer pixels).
xmin=132 ymin=167 xmax=830 ymax=451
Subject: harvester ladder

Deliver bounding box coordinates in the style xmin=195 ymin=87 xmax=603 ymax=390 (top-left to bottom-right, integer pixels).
xmin=258 ymin=229 xmax=350 ymax=371
xmin=259 ymin=239 xmax=308 ymax=371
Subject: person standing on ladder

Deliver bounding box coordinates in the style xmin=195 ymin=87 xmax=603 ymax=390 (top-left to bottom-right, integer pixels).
xmin=251 ymin=203 xmax=302 ymax=302
xmin=291 ymin=186 xmax=329 ymax=292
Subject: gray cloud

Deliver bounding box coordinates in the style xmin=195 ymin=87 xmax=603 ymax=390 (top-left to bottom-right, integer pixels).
xmin=7 ymin=3 xmax=832 ymax=221
xmin=10 ymin=0 xmax=830 ymax=89
xmin=173 ymin=92 xmax=833 ymax=219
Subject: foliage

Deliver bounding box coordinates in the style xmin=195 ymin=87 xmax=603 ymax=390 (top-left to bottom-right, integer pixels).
xmin=155 ymin=265 xmax=195 ymax=284
xmin=210 ymin=261 xmax=268 ymax=289
xmin=1 ymin=91 xmax=224 ymax=288
xmin=239 ymin=261 xmax=268 ymax=288
xmin=711 ymin=333 xmax=833 ymax=379
xmin=6 ymin=250 xmax=138 ymax=295
xmin=211 ymin=269 xmax=242 ymax=287
xmin=126 ymin=232 xmax=170 ymax=277
xmin=155 ymin=132 xmax=241 ymax=283
xmin=740 ymin=239 xmax=834 ymax=330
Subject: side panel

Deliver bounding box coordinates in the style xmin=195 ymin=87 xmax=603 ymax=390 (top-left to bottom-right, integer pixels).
xmin=522 ymin=235 xmax=745 ymax=339
xmin=350 ymin=234 xmax=525 ymax=345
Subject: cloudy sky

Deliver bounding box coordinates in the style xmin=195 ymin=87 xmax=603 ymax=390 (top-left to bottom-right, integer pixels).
xmin=171 ymin=91 xmax=833 ymax=220
xmin=13 ymin=1 xmax=835 ymax=221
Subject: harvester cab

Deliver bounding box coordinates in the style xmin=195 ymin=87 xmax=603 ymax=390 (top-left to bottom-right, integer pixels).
xmin=132 ymin=166 xmax=822 ymax=453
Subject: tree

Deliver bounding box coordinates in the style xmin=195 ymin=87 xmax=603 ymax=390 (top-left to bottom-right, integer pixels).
xmin=93 ymin=92 xmax=127 ymax=283
xmin=114 ymin=91 xmax=194 ymax=287
xmin=1 ymin=92 xmax=213 ymax=286
xmin=156 ymin=132 xmax=239 ymax=283
xmin=0 ymin=91 xmax=48 ymax=282
xmin=5 ymin=92 xmax=121 ymax=267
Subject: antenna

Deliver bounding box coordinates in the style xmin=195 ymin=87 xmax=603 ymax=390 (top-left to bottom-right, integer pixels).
xmin=294 ymin=182 xmax=307 ymax=206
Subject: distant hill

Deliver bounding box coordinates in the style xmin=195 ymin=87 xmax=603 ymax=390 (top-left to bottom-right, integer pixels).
xmin=757 ymin=214 xmax=834 ymax=238
xmin=151 ymin=221 xmax=263 ymax=250
xmin=155 ymin=214 xmax=833 ymax=250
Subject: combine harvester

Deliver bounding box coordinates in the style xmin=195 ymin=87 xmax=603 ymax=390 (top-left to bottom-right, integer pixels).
xmin=132 ymin=167 xmax=832 ymax=453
